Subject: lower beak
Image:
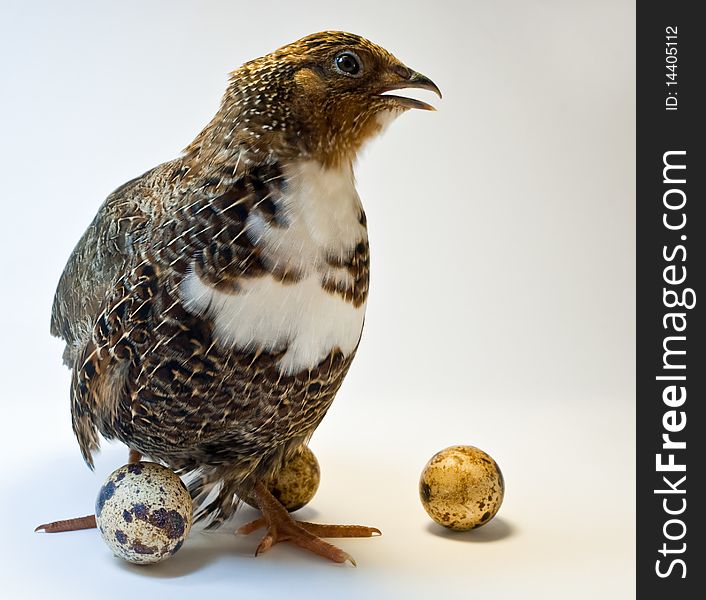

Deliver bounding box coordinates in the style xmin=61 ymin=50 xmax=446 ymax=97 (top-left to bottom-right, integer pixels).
xmin=378 ymin=69 xmax=442 ymax=111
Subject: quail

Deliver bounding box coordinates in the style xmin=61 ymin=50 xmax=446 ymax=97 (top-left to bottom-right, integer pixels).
xmin=36 ymin=31 xmax=440 ymax=564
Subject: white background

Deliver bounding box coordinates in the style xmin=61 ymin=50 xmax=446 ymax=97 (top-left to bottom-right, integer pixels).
xmin=0 ymin=1 xmax=635 ymax=598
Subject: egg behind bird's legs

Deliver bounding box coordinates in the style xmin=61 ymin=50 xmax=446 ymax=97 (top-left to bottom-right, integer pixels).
xmin=237 ymin=481 xmax=381 ymax=566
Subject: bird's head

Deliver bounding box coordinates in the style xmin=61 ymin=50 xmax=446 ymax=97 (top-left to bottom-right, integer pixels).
xmin=189 ymin=31 xmax=440 ymax=169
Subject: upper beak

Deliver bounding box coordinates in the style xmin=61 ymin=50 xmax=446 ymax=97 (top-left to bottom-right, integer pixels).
xmin=378 ymin=67 xmax=442 ymax=111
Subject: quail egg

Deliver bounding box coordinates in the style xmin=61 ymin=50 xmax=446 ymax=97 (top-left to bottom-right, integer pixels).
xmin=95 ymin=462 xmax=193 ymax=564
xmin=420 ymin=445 xmax=504 ymax=531
xmin=244 ymin=445 xmax=320 ymax=512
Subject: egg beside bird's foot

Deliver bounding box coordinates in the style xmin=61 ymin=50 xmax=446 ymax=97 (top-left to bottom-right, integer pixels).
xmin=238 ymin=482 xmax=380 ymax=566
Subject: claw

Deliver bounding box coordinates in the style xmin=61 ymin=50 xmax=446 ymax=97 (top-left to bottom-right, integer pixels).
xmin=255 ymin=532 xmax=276 ymax=556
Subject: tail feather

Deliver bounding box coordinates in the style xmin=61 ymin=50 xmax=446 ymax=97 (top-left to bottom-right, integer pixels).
xmin=182 ymin=464 xmax=248 ymax=528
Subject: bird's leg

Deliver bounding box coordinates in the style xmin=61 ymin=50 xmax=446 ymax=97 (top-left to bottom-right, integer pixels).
xmin=237 ymin=482 xmax=380 ymax=565
xmin=128 ymin=449 xmax=142 ymax=464
xmin=35 ymin=449 xmax=143 ymax=533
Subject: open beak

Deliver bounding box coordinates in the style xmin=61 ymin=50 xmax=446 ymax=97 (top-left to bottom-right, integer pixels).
xmin=378 ymin=68 xmax=442 ymax=111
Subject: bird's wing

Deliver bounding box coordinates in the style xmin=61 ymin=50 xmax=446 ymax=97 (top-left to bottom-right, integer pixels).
xmin=67 ymin=159 xmax=286 ymax=466
xmin=50 ymin=166 xmax=164 ymax=367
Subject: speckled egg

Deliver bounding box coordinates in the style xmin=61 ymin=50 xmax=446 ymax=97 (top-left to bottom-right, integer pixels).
xmin=95 ymin=462 xmax=193 ymax=564
xmin=419 ymin=445 xmax=504 ymax=531
xmin=244 ymin=445 xmax=320 ymax=512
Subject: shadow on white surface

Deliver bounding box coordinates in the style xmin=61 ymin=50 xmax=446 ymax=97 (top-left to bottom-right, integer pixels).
xmin=424 ymin=516 xmax=515 ymax=543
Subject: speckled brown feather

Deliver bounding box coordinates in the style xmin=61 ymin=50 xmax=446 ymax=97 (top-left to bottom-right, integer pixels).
xmin=52 ymin=31 xmax=434 ymax=525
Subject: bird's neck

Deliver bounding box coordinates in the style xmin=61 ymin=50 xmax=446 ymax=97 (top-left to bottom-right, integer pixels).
xmin=183 ymin=91 xmax=402 ymax=172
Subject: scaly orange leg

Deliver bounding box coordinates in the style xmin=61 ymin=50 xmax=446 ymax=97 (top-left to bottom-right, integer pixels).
xmin=237 ymin=482 xmax=381 ymax=565
xmin=35 ymin=450 xmax=142 ymax=533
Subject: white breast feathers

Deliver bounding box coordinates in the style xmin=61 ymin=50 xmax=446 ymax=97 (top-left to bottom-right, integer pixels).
xmin=180 ymin=160 xmax=368 ymax=375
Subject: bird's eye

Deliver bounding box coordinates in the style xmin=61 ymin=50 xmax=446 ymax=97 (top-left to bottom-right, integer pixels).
xmin=334 ymin=51 xmax=362 ymax=76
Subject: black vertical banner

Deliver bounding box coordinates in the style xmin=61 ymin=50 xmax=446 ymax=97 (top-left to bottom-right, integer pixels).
xmin=637 ymin=3 xmax=704 ymax=597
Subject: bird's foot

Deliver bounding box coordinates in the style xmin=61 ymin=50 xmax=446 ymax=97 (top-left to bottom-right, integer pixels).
xmin=238 ymin=482 xmax=380 ymax=566
xmin=35 ymin=515 xmax=97 ymax=533
xmin=238 ymin=517 xmax=381 ymax=539
xmin=34 ymin=449 xmax=142 ymax=533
